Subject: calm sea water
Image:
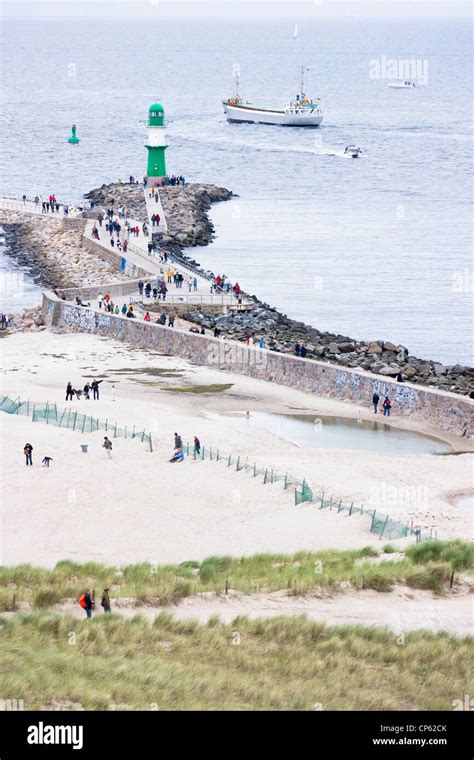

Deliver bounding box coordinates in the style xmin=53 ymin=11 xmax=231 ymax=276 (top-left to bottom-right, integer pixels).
xmin=0 ymin=17 xmax=472 ymax=365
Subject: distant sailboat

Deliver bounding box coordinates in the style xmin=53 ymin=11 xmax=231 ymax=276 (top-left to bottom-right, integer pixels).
xmin=294 ymin=23 xmax=298 ymax=39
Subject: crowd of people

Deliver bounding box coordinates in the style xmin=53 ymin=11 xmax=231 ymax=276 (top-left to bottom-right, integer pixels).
xmin=22 ymin=193 xmax=71 ymax=215
xmin=91 ymin=206 xmax=152 ymax=252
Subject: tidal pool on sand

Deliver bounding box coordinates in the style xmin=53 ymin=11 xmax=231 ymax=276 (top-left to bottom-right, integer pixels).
xmin=204 ymin=412 xmax=450 ymax=455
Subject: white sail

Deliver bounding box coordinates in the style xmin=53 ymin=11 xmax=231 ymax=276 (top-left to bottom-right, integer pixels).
xmin=294 ymin=23 xmax=298 ymax=38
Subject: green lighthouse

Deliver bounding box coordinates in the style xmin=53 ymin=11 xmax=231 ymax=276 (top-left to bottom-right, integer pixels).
xmin=145 ymin=103 xmax=168 ymax=181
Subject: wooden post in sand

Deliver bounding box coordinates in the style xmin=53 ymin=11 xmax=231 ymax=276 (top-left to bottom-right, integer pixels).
xmin=379 ymin=514 xmax=390 ymax=539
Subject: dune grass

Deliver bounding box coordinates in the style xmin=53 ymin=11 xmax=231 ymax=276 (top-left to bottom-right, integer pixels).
xmin=0 ymin=611 xmax=472 ymax=710
xmin=0 ymin=542 xmax=471 ymax=611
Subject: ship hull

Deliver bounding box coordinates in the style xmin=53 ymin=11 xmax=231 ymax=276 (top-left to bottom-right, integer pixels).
xmin=222 ymin=101 xmax=323 ymax=127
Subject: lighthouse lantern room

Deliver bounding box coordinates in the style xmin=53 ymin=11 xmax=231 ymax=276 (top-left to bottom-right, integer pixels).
xmin=145 ymin=103 xmax=168 ymax=181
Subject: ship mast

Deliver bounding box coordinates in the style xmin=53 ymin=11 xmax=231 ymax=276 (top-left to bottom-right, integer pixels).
xmin=300 ymin=64 xmax=305 ymax=96
xmin=235 ymin=71 xmax=240 ymax=99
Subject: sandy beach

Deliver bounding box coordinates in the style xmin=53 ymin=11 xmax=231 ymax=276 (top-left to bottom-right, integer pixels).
xmin=1 ymin=330 xmax=472 ymax=568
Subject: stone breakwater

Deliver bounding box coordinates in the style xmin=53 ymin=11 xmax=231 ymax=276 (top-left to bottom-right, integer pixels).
xmin=42 ymin=292 xmax=474 ymax=439
xmin=159 ymin=184 xmax=233 ymax=249
xmin=183 ymin=304 xmax=474 ymax=396
xmin=83 ymin=183 xmax=148 ymax=223
xmin=2 ymin=182 xmax=472 ymax=396
xmin=83 ymin=181 xmax=233 ymax=250
xmin=0 ymin=211 xmax=128 ymax=290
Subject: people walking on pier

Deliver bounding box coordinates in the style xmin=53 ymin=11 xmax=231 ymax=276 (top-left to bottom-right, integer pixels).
xmin=168 ymin=315 xmax=175 ymax=327
xmin=83 ymin=383 xmax=91 ymax=400
xmin=193 ymin=277 xmax=198 ymax=291
xmin=138 ymin=280 xmax=144 ymax=296
xmin=66 ymin=382 xmax=74 ymax=401
xmin=193 ymin=436 xmax=201 ymax=456
xmin=145 ymin=282 xmax=151 ymax=298
xmin=372 ymin=392 xmax=380 ymax=414
xmin=23 ymin=442 xmax=33 ymax=466
xmin=383 ymin=396 xmax=392 ymax=416
xmin=174 ymin=432 xmax=182 ymax=451
xmin=98 ymin=213 xmax=103 ymax=226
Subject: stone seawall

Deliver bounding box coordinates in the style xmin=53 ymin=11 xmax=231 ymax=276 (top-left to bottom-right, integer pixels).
xmin=81 ymin=237 xmax=150 ymax=278
xmin=42 ymin=292 xmax=473 ymax=439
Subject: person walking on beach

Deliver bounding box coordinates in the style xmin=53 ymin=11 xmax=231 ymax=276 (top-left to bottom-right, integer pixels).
xmin=100 ymin=587 xmax=111 ymax=613
xmin=174 ymin=432 xmax=182 ymax=451
xmin=193 ymin=436 xmax=201 ymax=457
xmin=66 ymin=381 xmax=74 ymax=401
xmin=83 ymin=382 xmax=91 ymax=400
xmin=383 ymin=395 xmax=392 ymax=416
xmin=103 ymin=436 xmax=113 ymax=458
xmin=91 ymin=379 xmax=103 ymax=400
xmin=372 ymin=392 xmax=380 ymax=414
xmin=24 ymin=442 xmax=33 ymax=466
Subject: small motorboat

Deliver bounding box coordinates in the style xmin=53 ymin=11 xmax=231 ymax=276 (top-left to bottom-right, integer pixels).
xmin=388 ymin=81 xmax=417 ymax=89
xmin=344 ymin=145 xmax=362 ymax=158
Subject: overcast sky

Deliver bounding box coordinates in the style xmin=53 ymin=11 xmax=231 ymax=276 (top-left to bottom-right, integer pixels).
xmin=2 ymin=0 xmax=472 ymax=19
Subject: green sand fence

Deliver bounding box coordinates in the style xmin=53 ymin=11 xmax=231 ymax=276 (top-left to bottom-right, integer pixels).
xmin=1 ymin=394 xmax=428 ymax=540
xmin=184 ymin=441 xmax=430 ymax=541
xmin=0 ymin=395 xmax=153 ymax=451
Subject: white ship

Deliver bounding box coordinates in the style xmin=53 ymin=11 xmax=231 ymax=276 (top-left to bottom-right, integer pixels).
xmin=223 ymin=66 xmax=323 ymax=127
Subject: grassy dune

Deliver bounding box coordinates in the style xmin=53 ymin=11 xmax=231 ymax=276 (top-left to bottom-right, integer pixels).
xmin=0 ymin=541 xmax=472 ymax=611
xmin=1 ymin=612 xmax=472 ymax=710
